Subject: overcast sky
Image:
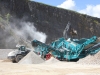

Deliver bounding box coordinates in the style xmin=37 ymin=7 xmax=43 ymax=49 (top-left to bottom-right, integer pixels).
xmin=32 ymin=0 xmax=100 ymax=18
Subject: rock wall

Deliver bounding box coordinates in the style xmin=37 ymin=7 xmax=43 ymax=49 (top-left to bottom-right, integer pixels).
xmin=28 ymin=2 xmax=100 ymax=42
xmin=0 ymin=0 xmax=100 ymax=48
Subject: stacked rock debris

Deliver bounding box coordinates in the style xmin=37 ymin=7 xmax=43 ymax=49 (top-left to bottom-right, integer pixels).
xmin=18 ymin=51 xmax=44 ymax=64
xmin=77 ymin=52 xmax=100 ymax=65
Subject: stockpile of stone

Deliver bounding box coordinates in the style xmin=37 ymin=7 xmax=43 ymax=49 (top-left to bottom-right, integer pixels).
xmin=77 ymin=52 xmax=100 ymax=65
xmin=18 ymin=51 xmax=60 ymax=64
xmin=18 ymin=51 xmax=44 ymax=64
xmin=45 ymin=57 xmax=60 ymax=63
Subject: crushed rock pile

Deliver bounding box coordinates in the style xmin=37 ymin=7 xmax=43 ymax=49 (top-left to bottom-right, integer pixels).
xmin=77 ymin=52 xmax=100 ymax=65
xmin=45 ymin=57 xmax=60 ymax=63
xmin=18 ymin=51 xmax=44 ymax=64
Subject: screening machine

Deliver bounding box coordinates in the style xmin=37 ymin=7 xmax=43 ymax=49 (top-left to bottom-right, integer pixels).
xmin=32 ymin=36 xmax=100 ymax=61
xmin=32 ymin=22 xmax=100 ymax=61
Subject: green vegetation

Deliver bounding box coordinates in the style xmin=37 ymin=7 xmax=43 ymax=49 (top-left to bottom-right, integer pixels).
xmin=93 ymin=20 xmax=99 ymax=24
xmin=5 ymin=13 xmax=10 ymax=24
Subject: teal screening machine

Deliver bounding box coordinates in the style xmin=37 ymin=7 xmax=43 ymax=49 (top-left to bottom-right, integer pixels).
xmin=31 ymin=22 xmax=100 ymax=61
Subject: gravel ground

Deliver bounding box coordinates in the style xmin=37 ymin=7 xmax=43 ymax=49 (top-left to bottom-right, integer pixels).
xmin=0 ymin=60 xmax=100 ymax=75
xmin=0 ymin=49 xmax=100 ymax=75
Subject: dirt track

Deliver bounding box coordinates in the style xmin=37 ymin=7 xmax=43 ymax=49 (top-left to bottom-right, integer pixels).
xmin=0 ymin=60 xmax=100 ymax=75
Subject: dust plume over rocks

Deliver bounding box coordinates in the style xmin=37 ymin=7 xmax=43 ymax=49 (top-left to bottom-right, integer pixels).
xmin=10 ymin=21 xmax=47 ymax=43
xmin=0 ymin=18 xmax=47 ymax=49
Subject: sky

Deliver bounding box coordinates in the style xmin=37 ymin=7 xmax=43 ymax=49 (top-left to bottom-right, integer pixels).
xmin=32 ymin=0 xmax=100 ymax=18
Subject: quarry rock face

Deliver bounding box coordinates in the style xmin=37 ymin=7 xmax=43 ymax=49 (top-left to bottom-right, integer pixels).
xmin=0 ymin=0 xmax=100 ymax=48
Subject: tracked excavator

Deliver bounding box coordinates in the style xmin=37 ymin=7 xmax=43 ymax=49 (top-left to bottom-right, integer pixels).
xmin=7 ymin=22 xmax=100 ymax=62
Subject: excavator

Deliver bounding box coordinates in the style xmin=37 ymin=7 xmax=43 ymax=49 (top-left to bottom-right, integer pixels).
xmin=7 ymin=22 xmax=100 ymax=62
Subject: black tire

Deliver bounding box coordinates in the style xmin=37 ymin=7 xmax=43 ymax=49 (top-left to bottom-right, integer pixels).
xmin=12 ymin=60 xmax=16 ymax=63
xmin=15 ymin=55 xmax=23 ymax=63
xmin=70 ymin=58 xmax=79 ymax=62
